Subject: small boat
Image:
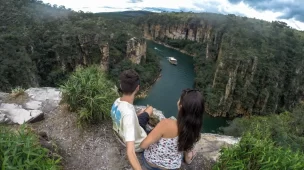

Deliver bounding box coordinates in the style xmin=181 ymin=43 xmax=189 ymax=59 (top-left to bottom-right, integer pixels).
xmin=168 ymin=57 xmax=177 ymax=65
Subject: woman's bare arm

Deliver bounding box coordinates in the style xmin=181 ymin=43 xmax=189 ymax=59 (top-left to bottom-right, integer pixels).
xmin=140 ymin=119 xmax=168 ymax=149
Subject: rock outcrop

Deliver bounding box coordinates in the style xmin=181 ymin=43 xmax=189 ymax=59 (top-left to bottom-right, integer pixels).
xmin=100 ymin=43 xmax=109 ymax=71
xmin=126 ymin=37 xmax=147 ymax=64
xmin=144 ymin=24 xmax=213 ymax=44
xmin=76 ymin=34 xmax=110 ymax=71
xmin=0 ymin=88 xmax=61 ymax=124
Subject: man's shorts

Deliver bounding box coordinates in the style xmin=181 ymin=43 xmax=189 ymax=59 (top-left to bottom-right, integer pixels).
xmin=138 ymin=112 xmax=149 ymax=133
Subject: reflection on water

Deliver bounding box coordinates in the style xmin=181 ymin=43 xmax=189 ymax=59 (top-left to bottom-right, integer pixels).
xmin=135 ymin=41 xmax=228 ymax=133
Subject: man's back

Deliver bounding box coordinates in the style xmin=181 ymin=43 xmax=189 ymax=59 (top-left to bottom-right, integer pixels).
xmin=111 ymin=98 xmax=147 ymax=151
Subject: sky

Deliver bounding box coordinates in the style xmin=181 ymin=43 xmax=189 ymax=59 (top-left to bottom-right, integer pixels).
xmin=41 ymin=0 xmax=304 ymax=30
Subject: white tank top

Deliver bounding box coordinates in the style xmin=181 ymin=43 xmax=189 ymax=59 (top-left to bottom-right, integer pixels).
xmin=144 ymin=136 xmax=183 ymax=169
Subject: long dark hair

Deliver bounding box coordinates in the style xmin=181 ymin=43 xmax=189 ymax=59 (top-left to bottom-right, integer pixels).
xmin=177 ymin=89 xmax=205 ymax=152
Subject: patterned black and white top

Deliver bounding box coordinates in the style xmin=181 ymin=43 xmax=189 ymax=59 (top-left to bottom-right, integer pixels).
xmin=144 ymin=136 xmax=183 ymax=169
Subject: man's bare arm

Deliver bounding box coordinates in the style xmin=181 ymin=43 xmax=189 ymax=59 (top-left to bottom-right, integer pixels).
xmin=126 ymin=141 xmax=142 ymax=170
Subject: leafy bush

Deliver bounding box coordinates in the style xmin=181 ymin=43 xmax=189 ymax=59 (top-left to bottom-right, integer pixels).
xmin=60 ymin=65 xmax=118 ymax=125
xmin=221 ymin=104 xmax=304 ymax=152
xmin=213 ymin=130 xmax=304 ymax=170
xmin=0 ymin=126 xmax=60 ymax=169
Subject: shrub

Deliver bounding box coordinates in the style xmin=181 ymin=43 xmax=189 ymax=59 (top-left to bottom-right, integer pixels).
xmin=221 ymin=104 xmax=304 ymax=152
xmin=60 ymin=65 xmax=118 ymax=125
xmin=213 ymin=130 xmax=304 ymax=170
xmin=0 ymin=126 xmax=60 ymax=169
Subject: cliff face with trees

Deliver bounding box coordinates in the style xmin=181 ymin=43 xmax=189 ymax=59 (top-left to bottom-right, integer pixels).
xmin=2 ymin=0 xmax=304 ymax=118
xmin=0 ymin=0 xmax=157 ymax=92
xmin=139 ymin=13 xmax=304 ymax=117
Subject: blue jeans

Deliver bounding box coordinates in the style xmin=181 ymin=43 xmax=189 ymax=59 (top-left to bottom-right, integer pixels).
xmin=141 ymin=154 xmax=178 ymax=170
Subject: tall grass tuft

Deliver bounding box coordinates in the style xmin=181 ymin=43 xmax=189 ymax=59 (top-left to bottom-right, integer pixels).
xmin=10 ymin=86 xmax=25 ymax=98
xmin=0 ymin=125 xmax=61 ymax=169
xmin=60 ymin=65 xmax=118 ymax=125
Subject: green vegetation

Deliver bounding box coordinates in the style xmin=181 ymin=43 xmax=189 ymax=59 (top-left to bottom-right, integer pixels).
xmin=10 ymin=87 xmax=26 ymax=98
xmin=213 ymin=104 xmax=304 ymax=169
xmin=140 ymin=12 xmax=304 ymax=117
xmin=213 ymin=130 xmax=304 ymax=170
xmin=0 ymin=126 xmax=60 ymax=169
xmin=222 ymin=104 xmax=304 ymax=153
xmin=109 ymin=49 xmax=160 ymax=91
xmin=138 ymin=13 xmax=304 ymax=168
xmin=0 ymin=0 xmax=159 ymax=93
xmin=61 ymin=66 xmax=118 ymax=125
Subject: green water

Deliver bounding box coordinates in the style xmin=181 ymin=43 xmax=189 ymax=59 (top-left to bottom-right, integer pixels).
xmin=135 ymin=41 xmax=228 ymax=133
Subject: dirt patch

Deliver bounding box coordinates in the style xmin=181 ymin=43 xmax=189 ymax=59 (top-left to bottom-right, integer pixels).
xmin=31 ymin=105 xmax=131 ymax=170
xmin=4 ymin=93 xmax=29 ymax=105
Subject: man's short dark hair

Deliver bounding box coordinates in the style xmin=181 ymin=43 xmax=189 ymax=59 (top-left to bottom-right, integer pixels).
xmin=119 ymin=69 xmax=140 ymax=95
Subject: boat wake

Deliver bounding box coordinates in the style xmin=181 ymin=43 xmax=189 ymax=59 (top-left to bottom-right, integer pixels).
xmin=154 ymin=47 xmax=161 ymax=51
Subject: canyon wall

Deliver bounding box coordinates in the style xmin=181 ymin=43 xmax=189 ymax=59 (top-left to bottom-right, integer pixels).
xmin=141 ymin=13 xmax=304 ymax=117
xmin=55 ymin=34 xmax=147 ymax=74
xmin=76 ymin=34 xmax=109 ymax=70
xmin=32 ymin=34 xmax=147 ymax=88
xmin=126 ymin=37 xmax=147 ymax=64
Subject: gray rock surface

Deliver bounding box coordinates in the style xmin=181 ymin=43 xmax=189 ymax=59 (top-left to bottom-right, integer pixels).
xmin=25 ymin=87 xmax=61 ymax=113
xmin=0 ymin=87 xmax=61 ymax=124
xmin=24 ymin=100 xmax=42 ymax=110
xmin=25 ymin=87 xmax=61 ymax=102
xmin=0 ymin=103 xmax=43 ymax=124
xmin=197 ymin=133 xmax=239 ymax=161
xmin=0 ymin=110 xmax=12 ymax=124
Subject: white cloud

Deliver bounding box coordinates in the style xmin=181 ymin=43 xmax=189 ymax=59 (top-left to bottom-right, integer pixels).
xmin=41 ymin=0 xmax=304 ymax=30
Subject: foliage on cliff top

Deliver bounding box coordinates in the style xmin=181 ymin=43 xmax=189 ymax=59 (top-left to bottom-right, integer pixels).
xmin=61 ymin=65 xmax=118 ymax=125
xmin=0 ymin=125 xmax=61 ymax=169
xmin=140 ymin=12 xmax=304 ymax=117
xmin=222 ymin=104 xmax=304 ymax=153
xmin=213 ymin=130 xmax=304 ymax=170
xmin=0 ymin=0 xmax=143 ymax=91
xmin=109 ymin=48 xmax=160 ymax=92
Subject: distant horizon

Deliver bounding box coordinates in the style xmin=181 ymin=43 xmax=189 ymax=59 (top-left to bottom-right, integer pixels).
xmin=41 ymin=0 xmax=304 ymax=31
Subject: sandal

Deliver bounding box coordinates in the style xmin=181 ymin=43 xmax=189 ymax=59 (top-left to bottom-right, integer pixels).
xmin=185 ymin=150 xmax=197 ymax=164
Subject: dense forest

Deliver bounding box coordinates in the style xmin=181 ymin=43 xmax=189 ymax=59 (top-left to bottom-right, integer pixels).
xmin=134 ymin=13 xmax=304 ymax=168
xmin=2 ymin=0 xmax=303 ymax=118
xmin=138 ymin=12 xmax=304 ymax=117
xmin=1 ymin=1 xmax=304 ymax=169
xmin=0 ymin=0 xmax=159 ymax=92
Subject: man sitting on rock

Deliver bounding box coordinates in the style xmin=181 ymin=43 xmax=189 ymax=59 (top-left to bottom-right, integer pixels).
xmin=111 ymin=69 xmax=153 ymax=170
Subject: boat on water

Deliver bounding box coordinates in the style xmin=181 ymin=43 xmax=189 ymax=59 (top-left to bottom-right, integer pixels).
xmin=168 ymin=57 xmax=177 ymax=65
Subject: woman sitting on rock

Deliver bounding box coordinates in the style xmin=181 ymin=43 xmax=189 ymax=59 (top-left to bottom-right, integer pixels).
xmin=140 ymin=89 xmax=205 ymax=170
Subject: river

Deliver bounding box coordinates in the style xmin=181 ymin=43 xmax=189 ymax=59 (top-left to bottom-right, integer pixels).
xmin=135 ymin=41 xmax=228 ymax=133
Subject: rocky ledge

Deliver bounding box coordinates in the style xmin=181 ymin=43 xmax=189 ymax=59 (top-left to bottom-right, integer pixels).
xmin=0 ymin=88 xmax=61 ymax=124
xmin=0 ymin=88 xmax=239 ymax=169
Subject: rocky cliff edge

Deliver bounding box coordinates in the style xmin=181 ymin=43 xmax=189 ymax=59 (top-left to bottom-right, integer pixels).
xmin=0 ymin=88 xmax=239 ymax=170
